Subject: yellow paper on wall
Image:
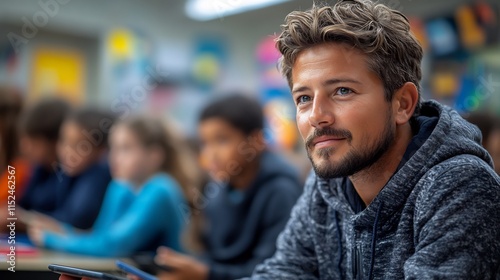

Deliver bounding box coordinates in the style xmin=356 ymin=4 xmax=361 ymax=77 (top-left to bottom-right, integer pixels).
xmin=431 ymin=72 xmax=459 ymax=98
xmin=29 ymin=47 xmax=86 ymax=104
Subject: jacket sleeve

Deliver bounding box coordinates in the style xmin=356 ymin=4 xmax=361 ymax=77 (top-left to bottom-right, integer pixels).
xmin=404 ymin=163 xmax=500 ymax=279
xmin=247 ymin=173 xmax=319 ymax=280
xmin=208 ymin=177 xmax=302 ymax=280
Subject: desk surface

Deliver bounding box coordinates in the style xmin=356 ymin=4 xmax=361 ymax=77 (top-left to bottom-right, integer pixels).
xmin=0 ymin=249 xmax=121 ymax=271
xmin=0 ymin=234 xmax=123 ymax=271
xmin=0 ymin=234 xmax=123 ymax=272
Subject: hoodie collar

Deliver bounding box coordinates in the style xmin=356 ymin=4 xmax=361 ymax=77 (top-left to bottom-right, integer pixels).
xmin=342 ymin=115 xmax=438 ymax=215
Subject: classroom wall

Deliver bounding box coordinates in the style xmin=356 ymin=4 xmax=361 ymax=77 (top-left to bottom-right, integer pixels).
xmin=2 ymin=0 xmax=495 ymax=101
xmin=0 ymin=0 xmax=499 ymax=127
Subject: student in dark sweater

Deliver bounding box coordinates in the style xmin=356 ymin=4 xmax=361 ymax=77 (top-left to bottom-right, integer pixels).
xmin=153 ymin=95 xmax=303 ymax=280
xmin=21 ymin=105 xmax=114 ymax=231
xmin=18 ymin=98 xmax=72 ymax=217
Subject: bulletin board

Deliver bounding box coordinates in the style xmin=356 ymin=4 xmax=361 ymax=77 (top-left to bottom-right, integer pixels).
xmin=408 ymin=1 xmax=500 ymax=114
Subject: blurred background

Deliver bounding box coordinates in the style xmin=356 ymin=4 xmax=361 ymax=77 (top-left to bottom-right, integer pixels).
xmin=0 ymin=0 xmax=499 ymax=278
xmin=0 ymin=0 xmax=499 ymax=144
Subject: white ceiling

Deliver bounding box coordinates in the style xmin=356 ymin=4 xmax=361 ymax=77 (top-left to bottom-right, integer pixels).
xmin=0 ymin=0 xmax=494 ymax=38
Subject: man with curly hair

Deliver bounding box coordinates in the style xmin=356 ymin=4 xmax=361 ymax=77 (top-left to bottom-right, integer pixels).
xmin=249 ymin=0 xmax=500 ymax=279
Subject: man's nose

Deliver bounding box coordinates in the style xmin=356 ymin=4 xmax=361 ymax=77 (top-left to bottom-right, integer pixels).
xmin=308 ymin=94 xmax=335 ymax=128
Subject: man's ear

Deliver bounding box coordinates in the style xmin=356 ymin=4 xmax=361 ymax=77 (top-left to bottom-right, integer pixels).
xmin=392 ymin=82 xmax=419 ymax=125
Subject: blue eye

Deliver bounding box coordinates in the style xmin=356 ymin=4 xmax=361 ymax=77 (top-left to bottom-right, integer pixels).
xmin=297 ymin=95 xmax=311 ymax=104
xmin=337 ymin=87 xmax=353 ymax=96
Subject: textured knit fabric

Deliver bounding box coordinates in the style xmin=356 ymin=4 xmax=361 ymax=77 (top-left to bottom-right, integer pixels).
xmin=248 ymin=100 xmax=500 ymax=279
xmin=43 ymin=173 xmax=187 ymax=257
xmin=202 ymin=151 xmax=303 ymax=280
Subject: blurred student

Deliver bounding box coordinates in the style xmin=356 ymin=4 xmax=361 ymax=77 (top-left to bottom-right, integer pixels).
xmin=0 ymin=87 xmax=31 ymax=209
xmin=20 ymin=106 xmax=113 ymax=230
xmin=28 ymin=117 xmax=191 ymax=257
xmin=17 ymin=98 xmax=71 ymax=220
xmin=152 ymin=95 xmax=303 ymax=280
xmin=466 ymin=112 xmax=500 ymax=174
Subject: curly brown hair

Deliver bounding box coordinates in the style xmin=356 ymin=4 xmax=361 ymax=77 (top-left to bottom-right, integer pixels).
xmin=276 ymin=0 xmax=423 ymax=116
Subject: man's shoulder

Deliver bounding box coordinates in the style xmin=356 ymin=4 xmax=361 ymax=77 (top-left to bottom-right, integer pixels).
xmin=424 ymin=154 xmax=498 ymax=183
xmin=416 ymin=154 xmax=500 ymax=205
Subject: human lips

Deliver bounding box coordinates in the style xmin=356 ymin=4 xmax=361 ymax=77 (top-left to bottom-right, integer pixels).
xmin=312 ymin=136 xmax=346 ymax=148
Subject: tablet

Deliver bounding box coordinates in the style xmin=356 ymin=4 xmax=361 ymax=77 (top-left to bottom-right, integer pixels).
xmin=48 ymin=264 xmax=128 ymax=280
xmin=116 ymin=260 xmax=157 ymax=280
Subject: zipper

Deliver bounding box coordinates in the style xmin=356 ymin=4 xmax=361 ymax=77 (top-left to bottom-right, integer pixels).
xmin=352 ymin=246 xmax=363 ymax=280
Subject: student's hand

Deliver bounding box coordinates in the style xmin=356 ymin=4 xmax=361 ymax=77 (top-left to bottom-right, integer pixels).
xmin=155 ymin=247 xmax=209 ymax=280
xmin=29 ymin=211 xmax=64 ymax=233
xmin=27 ymin=222 xmax=45 ymax=247
xmin=16 ymin=207 xmax=35 ymax=224
xmin=26 ymin=211 xmax=68 ymax=246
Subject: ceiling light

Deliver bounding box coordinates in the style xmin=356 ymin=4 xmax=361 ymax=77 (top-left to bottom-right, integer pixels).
xmin=185 ymin=0 xmax=292 ymax=21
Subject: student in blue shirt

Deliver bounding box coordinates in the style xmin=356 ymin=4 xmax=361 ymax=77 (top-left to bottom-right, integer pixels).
xmin=27 ymin=116 xmax=194 ymax=257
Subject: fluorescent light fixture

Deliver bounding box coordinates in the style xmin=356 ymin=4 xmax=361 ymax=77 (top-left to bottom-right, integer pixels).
xmin=185 ymin=0 xmax=292 ymax=21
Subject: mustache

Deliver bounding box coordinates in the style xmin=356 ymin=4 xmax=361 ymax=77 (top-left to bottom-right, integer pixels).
xmin=305 ymin=127 xmax=352 ymax=149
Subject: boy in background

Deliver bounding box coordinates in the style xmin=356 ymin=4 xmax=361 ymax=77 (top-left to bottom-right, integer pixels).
xmin=18 ymin=98 xmax=72 ymax=218
xmin=153 ymin=94 xmax=303 ymax=280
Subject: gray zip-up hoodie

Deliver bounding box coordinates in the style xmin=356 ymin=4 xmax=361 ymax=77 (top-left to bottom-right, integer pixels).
xmin=248 ymin=100 xmax=500 ymax=279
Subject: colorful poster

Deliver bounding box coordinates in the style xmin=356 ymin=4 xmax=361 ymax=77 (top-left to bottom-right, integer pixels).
xmin=191 ymin=36 xmax=226 ymax=91
xmin=426 ymin=18 xmax=459 ymax=56
xmin=256 ymin=35 xmax=298 ymax=150
xmin=29 ymin=47 xmax=86 ymax=104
